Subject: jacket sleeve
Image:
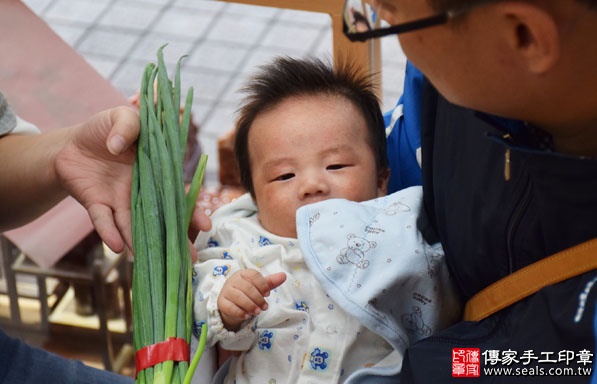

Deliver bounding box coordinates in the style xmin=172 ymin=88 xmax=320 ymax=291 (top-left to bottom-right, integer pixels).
xmin=384 ymin=61 xmax=424 ymax=193
xmin=0 ymin=92 xmax=39 ymax=136
xmin=192 ymin=225 xmax=257 ymax=351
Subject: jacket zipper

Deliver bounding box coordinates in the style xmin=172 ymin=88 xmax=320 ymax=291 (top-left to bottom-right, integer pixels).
xmin=503 ymin=134 xmax=511 ymax=181
xmin=500 ymin=133 xmax=533 ymax=273
xmin=505 ymin=169 xmax=532 ymax=274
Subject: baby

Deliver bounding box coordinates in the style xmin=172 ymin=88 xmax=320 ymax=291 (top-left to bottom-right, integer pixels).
xmin=192 ymin=56 xmax=460 ymax=383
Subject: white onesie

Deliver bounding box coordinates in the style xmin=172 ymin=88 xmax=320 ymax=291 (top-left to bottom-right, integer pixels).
xmin=193 ymin=194 xmax=393 ymax=384
xmin=193 ymin=187 xmax=460 ymax=383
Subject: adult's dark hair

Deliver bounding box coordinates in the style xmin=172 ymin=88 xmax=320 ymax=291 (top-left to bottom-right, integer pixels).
xmin=234 ymin=56 xmax=388 ymax=197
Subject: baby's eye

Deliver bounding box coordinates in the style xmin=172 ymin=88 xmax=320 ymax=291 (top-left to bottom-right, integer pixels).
xmin=274 ymin=173 xmax=295 ymax=181
xmin=327 ymin=164 xmax=347 ymax=170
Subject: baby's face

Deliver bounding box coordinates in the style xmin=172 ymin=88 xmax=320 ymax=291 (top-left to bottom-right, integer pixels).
xmin=248 ymin=94 xmax=388 ymax=238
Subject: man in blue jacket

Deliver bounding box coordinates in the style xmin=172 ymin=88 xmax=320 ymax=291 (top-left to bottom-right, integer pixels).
xmin=344 ymin=0 xmax=597 ymax=382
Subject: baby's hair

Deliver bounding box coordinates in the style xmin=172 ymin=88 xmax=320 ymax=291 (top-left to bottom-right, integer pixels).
xmin=234 ymin=56 xmax=387 ymax=196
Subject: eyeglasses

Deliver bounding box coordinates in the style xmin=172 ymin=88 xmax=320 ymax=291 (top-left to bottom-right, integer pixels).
xmin=342 ymin=0 xmax=453 ymax=42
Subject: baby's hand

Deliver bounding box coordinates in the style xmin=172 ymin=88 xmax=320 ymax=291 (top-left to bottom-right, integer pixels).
xmin=218 ymin=269 xmax=286 ymax=331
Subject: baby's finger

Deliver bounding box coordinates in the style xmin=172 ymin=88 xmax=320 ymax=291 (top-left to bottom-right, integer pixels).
xmin=218 ymin=296 xmax=251 ymax=321
xmin=265 ymin=272 xmax=287 ymax=292
xmin=222 ymin=284 xmax=264 ymax=316
xmin=239 ymin=269 xmax=272 ymax=299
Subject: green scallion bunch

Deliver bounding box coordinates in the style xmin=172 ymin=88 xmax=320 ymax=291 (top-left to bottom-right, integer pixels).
xmin=131 ymin=45 xmax=208 ymax=384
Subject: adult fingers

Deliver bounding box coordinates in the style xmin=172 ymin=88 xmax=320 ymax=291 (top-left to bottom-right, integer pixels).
xmin=188 ymin=206 xmax=212 ymax=241
xmin=106 ymin=106 xmax=140 ymax=155
xmin=189 ymin=239 xmax=199 ymax=264
xmin=87 ymin=203 xmax=125 ymax=253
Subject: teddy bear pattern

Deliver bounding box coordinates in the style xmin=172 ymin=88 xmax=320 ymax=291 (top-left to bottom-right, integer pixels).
xmin=337 ymin=234 xmax=376 ymax=269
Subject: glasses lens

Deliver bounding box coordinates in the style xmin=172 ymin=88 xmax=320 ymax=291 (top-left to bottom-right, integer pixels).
xmin=343 ymin=0 xmax=391 ymax=39
xmin=344 ymin=0 xmax=377 ymax=33
xmin=344 ymin=0 xmax=450 ymax=41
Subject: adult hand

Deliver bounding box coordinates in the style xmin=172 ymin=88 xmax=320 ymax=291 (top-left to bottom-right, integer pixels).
xmin=218 ymin=269 xmax=287 ymax=331
xmin=55 ymin=106 xmax=139 ymax=253
xmin=188 ymin=204 xmax=212 ymax=259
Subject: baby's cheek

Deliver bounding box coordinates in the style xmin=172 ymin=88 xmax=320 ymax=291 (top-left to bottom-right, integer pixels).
xmin=258 ymin=207 xmax=296 ymax=238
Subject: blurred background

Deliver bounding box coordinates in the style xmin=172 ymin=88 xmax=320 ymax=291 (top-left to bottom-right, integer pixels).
xmin=21 ymin=0 xmax=407 ymax=185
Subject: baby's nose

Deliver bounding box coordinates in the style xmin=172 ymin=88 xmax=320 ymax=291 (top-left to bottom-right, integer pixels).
xmin=298 ymin=174 xmax=329 ymax=199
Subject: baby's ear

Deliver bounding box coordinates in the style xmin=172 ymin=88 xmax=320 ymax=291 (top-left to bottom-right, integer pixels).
xmin=370 ymin=241 xmax=377 ymax=248
xmin=377 ymin=167 xmax=391 ymax=196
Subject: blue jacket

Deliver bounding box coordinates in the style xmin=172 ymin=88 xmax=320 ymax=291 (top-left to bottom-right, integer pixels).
xmin=384 ymin=61 xmax=424 ymax=193
xmin=400 ymin=68 xmax=597 ymax=383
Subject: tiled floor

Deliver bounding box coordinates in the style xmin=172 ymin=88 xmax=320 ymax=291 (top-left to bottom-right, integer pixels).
xmin=21 ymin=0 xmax=407 ymax=185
